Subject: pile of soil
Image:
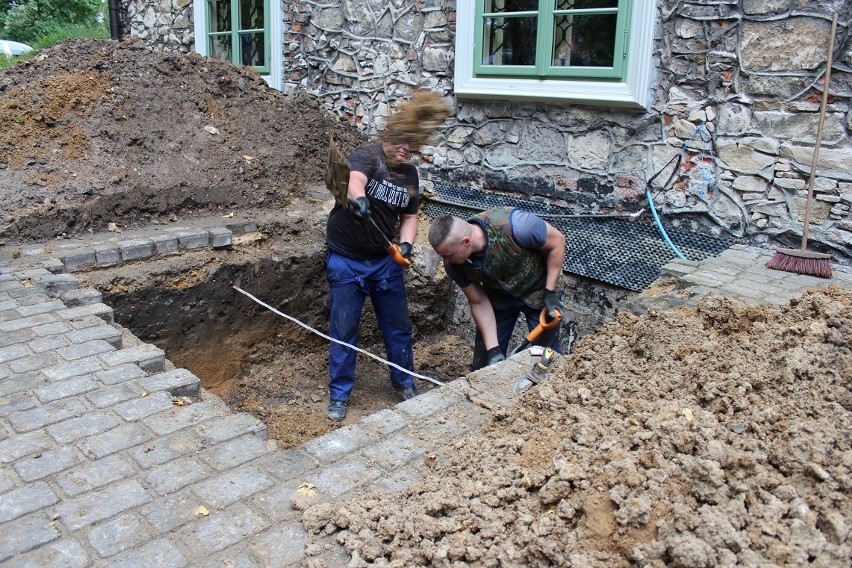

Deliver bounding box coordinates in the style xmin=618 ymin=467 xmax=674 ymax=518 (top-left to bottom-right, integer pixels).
xmin=0 ymin=37 xmax=363 ymax=242
xmin=304 ymin=287 xmax=851 ymax=566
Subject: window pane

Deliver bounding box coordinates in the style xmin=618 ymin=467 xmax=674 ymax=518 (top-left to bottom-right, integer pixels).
xmin=552 ymin=14 xmax=616 ymax=67
xmin=239 ymin=32 xmax=265 ymax=66
xmin=211 ymin=0 xmax=231 ymax=32
xmin=485 ymin=0 xmax=539 ymax=13
xmin=210 ymin=34 xmax=232 ymax=62
xmin=240 ymin=0 xmax=264 ymax=31
xmin=555 ymin=0 xmax=618 ymax=8
xmin=482 ymin=16 xmax=537 ymax=66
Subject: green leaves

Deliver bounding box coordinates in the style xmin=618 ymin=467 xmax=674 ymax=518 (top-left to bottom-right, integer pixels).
xmin=2 ymin=0 xmax=104 ymax=44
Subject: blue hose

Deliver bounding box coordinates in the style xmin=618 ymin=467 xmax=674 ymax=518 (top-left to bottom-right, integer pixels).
xmin=646 ymin=187 xmax=686 ymax=260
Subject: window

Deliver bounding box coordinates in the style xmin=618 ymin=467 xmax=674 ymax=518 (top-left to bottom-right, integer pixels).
xmin=193 ymin=0 xmax=281 ymax=89
xmin=457 ymin=0 xmax=655 ymax=108
xmin=206 ymin=0 xmax=269 ymax=72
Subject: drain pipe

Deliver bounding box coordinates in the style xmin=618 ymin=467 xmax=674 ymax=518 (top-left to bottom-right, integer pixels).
xmin=108 ymin=0 xmax=123 ymax=41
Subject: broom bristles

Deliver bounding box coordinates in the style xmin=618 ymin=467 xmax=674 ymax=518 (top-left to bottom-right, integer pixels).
xmin=766 ymin=250 xmax=833 ymax=278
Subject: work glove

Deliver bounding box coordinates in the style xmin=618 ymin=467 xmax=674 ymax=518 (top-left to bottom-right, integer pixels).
xmin=399 ymin=242 xmax=413 ymax=260
xmin=348 ymin=196 xmax=371 ymax=219
xmin=544 ymin=288 xmax=564 ymax=319
xmin=486 ymin=346 xmax=505 ymax=366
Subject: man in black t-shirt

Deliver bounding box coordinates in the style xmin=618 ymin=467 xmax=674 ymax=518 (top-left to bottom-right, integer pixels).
xmin=324 ymin=139 xmax=420 ymax=421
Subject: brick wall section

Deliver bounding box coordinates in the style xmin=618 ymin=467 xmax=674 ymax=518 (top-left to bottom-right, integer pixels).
xmin=123 ymin=1 xmax=851 ymax=256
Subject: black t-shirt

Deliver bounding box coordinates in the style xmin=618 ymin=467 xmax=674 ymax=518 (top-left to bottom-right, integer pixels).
xmin=326 ymin=143 xmax=419 ymax=259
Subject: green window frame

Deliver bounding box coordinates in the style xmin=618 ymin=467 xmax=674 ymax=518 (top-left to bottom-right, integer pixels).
xmin=474 ymin=0 xmax=631 ymax=80
xmin=206 ymin=0 xmax=270 ymax=73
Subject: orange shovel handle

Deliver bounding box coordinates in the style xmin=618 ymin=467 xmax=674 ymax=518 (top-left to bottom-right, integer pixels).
xmin=525 ymin=308 xmax=562 ymax=343
xmin=386 ymin=243 xmax=412 ymax=268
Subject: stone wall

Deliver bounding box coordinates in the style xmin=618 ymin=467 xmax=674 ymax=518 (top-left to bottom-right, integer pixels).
xmin=123 ymin=1 xmax=852 ymax=257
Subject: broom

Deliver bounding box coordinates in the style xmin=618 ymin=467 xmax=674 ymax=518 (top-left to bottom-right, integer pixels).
xmin=766 ymin=15 xmax=836 ymax=279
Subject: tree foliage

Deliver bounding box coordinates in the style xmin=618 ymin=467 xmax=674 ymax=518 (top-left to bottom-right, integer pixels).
xmin=1 ymin=0 xmax=104 ymax=43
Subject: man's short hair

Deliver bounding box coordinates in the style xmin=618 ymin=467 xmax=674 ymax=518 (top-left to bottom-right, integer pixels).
xmin=428 ymin=215 xmax=457 ymax=247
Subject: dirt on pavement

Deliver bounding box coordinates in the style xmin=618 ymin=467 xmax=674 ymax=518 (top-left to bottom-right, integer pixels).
xmin=2 ymin=38 xmax=850 ymax=567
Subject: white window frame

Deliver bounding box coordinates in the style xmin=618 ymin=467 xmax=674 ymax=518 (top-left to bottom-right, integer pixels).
xmin=455 ymin=1 xmax=655 ymax=109
xmin=193 ymin=0 xmax=282 ymax=91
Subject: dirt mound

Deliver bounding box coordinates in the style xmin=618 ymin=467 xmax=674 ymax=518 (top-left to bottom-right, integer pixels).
xmin=0 ymin=37 xmax=363 ymax=242
xmin=304 ymin=286 xmax=852 ymax=566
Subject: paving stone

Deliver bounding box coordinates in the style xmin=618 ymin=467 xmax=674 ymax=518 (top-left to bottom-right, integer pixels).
xmin=142 ymin=400 xmax=222 ymax=436
xmin=370 ymin=464 xmax=423 ymax=493
xmin=61 ymin=250 xmax=98 ymax=273
xmin=60 ymin=288 xmax=103 ymax=307
xmin=8 ymin=398 xmax=87 ymax=433
xmin=178 ymin=502 xmax=269 ymax=554
xmin=249 ymin=523 xmax=307 ymax=567
xmin=395 ymin=387 xmax=465 ymax=419
xmin=2 ymin=538 xmax=89 ymax=568
xmin=305 ymin=455 xmax=383 ymax=499
xmin=0 ymin=343 xmax=31 ymax=363
xmin=85 ymin=383 xmax=140 ymax=408
xmin=31 ymin=321 xmax=72 ymax=337
xmin=176 ymin=230 xmax=210 ymax=250
xmin=80 ymin=422 xmax=155 ymax=459
xmin=209 ymin=227 xmax=233 ymax=248
xmin=145 ymin=457 xmax=209 ymax=496
xmin=47 ymin=410 xmax=121 ymax=444
xmin=128 ymin=429 xmax=205 ymax=469
xmin=141 ymin=490 xmax=207 ymax=533
xmin=0 ymin=328 xmax=32 ymax=347
xmin=28 ymin=334 xmax=69 ymax=353
xmin=67 ymin=324 xmax=122 ymax=347
xmin=87 ymin=513 xmax=152 ymax=558
xmin=150 ymin=235 xmax=179 ymax=255
xmin=68 ymin=313 xmax=109 ymax=330
xmin=35 ymin=273 xmax=79 ymax=296
xmin=117 ymin=239 xmax=154 ymax=262
xmin=191 ymin=466 xmax=274 ymax=508
xmin=7 ymin=351 xmax=60 ymax=373
xmin=0 ymin=481 xmax=59 ymax=523
xmin=100 ymin=344 xmax=165 ymax=372
xmin=56 ymin=303 xmax=114 ymax=324
xmin=114 ymin=391 xmax=175 ymax=421
xmin=56 ymin=454 xmax=137 ymax=497
xmin=0 ymin=430 xmax=54 ymax=463
xmin=248 ymin=480 xmax=306 ymax=523
xmin=13 ymin=446 xmax=81 ymax=482
xmin=198 ymin=547 xmax=258 ymax=568
xmin=14 ymin=300 xmax=64 ymax=318
xmin=253 ymin=448 xmax=319 ymax=482
xmin=353 ymin=408 xmax=408 ymax=436
xmin=95 ymin=245 xmax=121 ymax=267
xmin=301 ymin=423 xmax=376 ymax=465
xmin=360 ymin=432 xmax=426 ymax=469
xmin=198 ymin=434 xmax=273 ymax=470
xmin=55 ymin=478 xmax=151 ymax=531
xmin=195 ymin=412 xmax=266 ymax=444
xmin=136 ymin=368 xmax=200 ymax=396
xmin=0 ymin=512 xmax=61 ymax=562
xmin=35 ymin=375 xmax=99 ymax=403
xmin=57 ymin=338 xmax=115 ymax=361
xmin=0 ymin=393 xmax=36 ymax=421
xmin=41 ymin=355 xmax=104 ymax=381
xmin=95 ymin=362 xmax=146 ymax=385
xmin=0 ymin=312 xmax=57 ymax=332
xmin=107 ymin=538 xmax=188 ymax=568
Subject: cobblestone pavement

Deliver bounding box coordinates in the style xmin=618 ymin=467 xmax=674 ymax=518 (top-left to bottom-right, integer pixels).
xmin=0 ymin=219 xmax=850 ymax=566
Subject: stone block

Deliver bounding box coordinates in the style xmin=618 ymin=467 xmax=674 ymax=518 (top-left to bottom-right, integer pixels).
xmin=145 ymin=458 xmax=208 ymax=496
xmin=197 ymin=434 xmax=272 ymax=470
xmin=80 ymin=423 xmax=155 ymax=459
xmin=61 ymin=287 xmax=103 ymax=307
xmin=7 ymin=352 xmax=59 ymax=373
xmin=35 ymin=375 xmax=98 ymax=403
xmin=95 ymin=244 xmax=121 ymax=267
xmin=0 ymin=313 xmax=57 ymax=332
xmin=176 ymin=230 xmax=210 ymax=250
xmin=2 ymin=537 xmax=88 ymax=567
xmin=13 ymin=446 xmax=80 ymax=481
xmin=107 ymin=538 xmax=186 ymax=568
xmin=99 ymin=344 xmax=165 ymax=372
xmin=42 ymin=356 xmax=104 ymax=381
xmin=305 ymin=455 xmax=383 ymax=499
xmin=56 ymin=454 xmax=137 ymax=497
xmin=141 ymin=401 xmax=221 ymax=436
xmin=95 ymin=363 xmax=146 ymax=385
xmin=118 ymin=239 xmax=154 ymax=261
xmin=0 ymin=512 xmax=60 ymax=563
xmin=195 ymin=412 xmax=266 ymax=444
xmin=61 ymin=250 xmax=97 ymax=272
xmin=0 ymin=430 xmax=54 ymax=464
xmin=9 ymin=398 xmax=87 ymax=433
xmin=67 ymin=324 xmax=122 ymax=347
xmin=0 ymin=482 xmax=59 ymax=523
xmin=56 ymin=303 xmax=114 ymax=324
xmin=85 ymin=383 xmax=139 ymax=408
xmin=128 ymin=430 xmax=205 ymax=469
xmin=249 ymin=524 xmax=308 ymax=567
xmin=114 ymin=391 xmax=174 ymax=421
xmin=177 ymin=503 xmax=269 ymax=554
xmin=150 ymin=234 xmax=179 ymax=255
xmin=209 ymin=227 xmax=232 ymax=248
xmin=301 ymin=424 xmax=375 ymax=464
xmin=136 ymin=367 xmax=199 ymax=396
xmin=58 ymin=339 xmax=115 ymax=361
xmin=54 ymin=479 xmax=151 ymax=531
xmin=140 ymin=490 xmax=211 ymax=533
xmin=47 ymin=411 xmax=122 ymax=444
xmin=28 ymin=335 xmax=69 ymax=353
xmin=16 ymin=299 xmax=65 ymax=317
xmin=87 ymin=513 xmax=151 ymax=558
xmin=191 ymin=466 xmax=274 ymax=507
xmin=253 ymin=448 xmax=318 ymax=483
xmin=0 ymin=343 xmax=31 ymax=363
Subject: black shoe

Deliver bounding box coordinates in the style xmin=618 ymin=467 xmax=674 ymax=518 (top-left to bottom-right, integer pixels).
xmin=400 ymin=385 xmax=419 ymax=400
xmin=327 ymin=399 xmax=346 ymax=421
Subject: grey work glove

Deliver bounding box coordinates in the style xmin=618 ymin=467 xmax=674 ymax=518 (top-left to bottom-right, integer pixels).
xmin=348 ymin=196 xmax=371 ymax=219
xmin=399 ymin=242 xmax=413 ymax=260
xmin=486 ymin=346 xmax=505 ymax=366
xmin=543 ymin=288 xmax=564 ymax=319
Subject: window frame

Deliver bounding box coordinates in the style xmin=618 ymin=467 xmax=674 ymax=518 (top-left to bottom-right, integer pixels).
xmin=193 ymin=0 xmax=282 ymax=90
xmin=456 ymin=0 xmax=655 ymax=109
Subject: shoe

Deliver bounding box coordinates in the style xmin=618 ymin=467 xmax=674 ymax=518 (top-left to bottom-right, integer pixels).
xmin=327 ymin=399 xmax=347 ymax=421
xmin=400 ymin=385 xmax=419 ymax=400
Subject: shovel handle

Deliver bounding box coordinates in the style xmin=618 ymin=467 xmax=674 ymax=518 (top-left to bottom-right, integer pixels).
xmin=386 ymin=243 xmax=412 ymax=268
xmin=525 ymin=308 xmax=562 ymax=343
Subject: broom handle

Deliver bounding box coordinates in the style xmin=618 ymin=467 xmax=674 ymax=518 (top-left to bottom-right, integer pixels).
xmin=802 ymin=14 xmax=837 ymax=250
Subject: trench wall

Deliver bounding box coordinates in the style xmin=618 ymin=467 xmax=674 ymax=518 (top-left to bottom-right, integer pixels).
xmin=122 ymin=1 xmax=852 ymax=258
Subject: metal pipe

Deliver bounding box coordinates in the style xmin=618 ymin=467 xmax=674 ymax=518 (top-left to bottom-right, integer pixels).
xmin=108 ymin=0 xmax=123 ymax=41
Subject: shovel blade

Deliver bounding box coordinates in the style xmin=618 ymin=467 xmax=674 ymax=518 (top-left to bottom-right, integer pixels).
xmin=512 ymin=376 xmax=534 ymax=395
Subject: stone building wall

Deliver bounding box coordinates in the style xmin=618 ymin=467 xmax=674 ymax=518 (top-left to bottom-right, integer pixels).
xmin=123 ymin=1 xmax=852 ymax=257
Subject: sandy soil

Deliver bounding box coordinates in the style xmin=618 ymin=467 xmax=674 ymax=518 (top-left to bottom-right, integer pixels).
xmin=304 ymin=287 xmax=852 ymax=566
xmin=2 ymin=39 xmax=850 ymax=566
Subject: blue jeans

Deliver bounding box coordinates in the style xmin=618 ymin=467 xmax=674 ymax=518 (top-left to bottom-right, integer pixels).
xmin=470 ymin=299 xmax=561 ymax=371
xmin=326 ymin=251 xmax=414 ymax=401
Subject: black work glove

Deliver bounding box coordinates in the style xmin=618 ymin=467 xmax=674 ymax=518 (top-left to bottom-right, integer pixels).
xmin=486 ymin=346 xmax=505 ymax=366
xmin=399 ymin=242 xmax=413 ymax=260
xmin=348 ymin=196 xmax=371 ymax=219
xmin=544 ymin=288 xmax=564 ymax=319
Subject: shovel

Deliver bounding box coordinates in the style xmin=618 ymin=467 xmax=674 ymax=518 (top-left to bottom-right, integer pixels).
xmin=510 ymin=307 xmax=562 ymax=356
xmin=513 ymin=347 xmax=556 ymax=394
